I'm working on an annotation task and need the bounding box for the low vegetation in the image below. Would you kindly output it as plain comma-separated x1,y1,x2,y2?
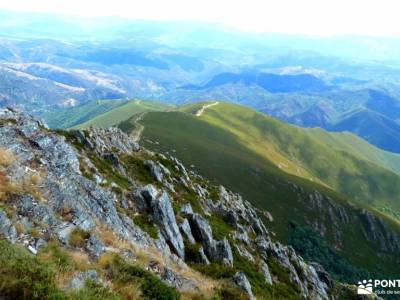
69,228,91,248
288,223,373,283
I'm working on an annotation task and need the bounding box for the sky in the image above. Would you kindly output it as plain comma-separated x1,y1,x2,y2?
0,0,399,37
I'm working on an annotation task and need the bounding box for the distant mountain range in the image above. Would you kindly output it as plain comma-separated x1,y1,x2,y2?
1,16,400,155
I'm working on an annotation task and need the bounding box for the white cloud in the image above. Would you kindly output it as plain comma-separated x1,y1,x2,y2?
0,0,399,37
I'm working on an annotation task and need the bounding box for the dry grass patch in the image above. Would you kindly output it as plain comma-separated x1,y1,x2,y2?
0,172,43,202
69,228,90,248
0,148,15,167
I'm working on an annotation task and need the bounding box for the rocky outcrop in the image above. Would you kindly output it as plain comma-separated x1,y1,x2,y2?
0,210,17,242
179,219,195,244
69,270,99,290
189,213,233,266
151,191,185,259
73,127,139,155
234,271,255,300
359,209,400,252
135,185,185,258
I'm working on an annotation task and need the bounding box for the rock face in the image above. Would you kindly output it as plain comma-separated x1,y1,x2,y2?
73,127,139,154
69,270,99,290
234,271,255,300
0,108,371,299
0,211,17,242
189,213,233,266
359,209,400,252
150,190,185,259
179,219,195,244
134,184,185,259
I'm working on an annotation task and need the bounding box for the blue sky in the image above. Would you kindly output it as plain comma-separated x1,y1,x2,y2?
0,0,399,37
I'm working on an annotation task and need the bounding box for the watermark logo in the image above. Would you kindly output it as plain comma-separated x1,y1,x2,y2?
357,279,400,296
357,279,373,295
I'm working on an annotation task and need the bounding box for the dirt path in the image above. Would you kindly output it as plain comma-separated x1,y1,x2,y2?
195,101,219,117
130,112,145,142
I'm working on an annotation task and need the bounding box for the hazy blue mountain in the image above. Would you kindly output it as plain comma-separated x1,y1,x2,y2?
184,72,331,93
330,109,400,153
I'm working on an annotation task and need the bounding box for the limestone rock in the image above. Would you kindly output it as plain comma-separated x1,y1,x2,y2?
233,271,255,300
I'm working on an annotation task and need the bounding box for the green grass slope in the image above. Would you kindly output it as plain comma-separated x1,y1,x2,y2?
177,102,400,215
137,103,400,277
42,99,129,129
71,100,170,129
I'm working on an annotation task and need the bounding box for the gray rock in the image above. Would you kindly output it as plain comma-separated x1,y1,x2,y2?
180,203,193,215
198,246,210,265
145,160,164,182
189,213,233,265
74,127,139,154
189,213,214,254
179,218,196,244
0,210,17,242
233,271,255,299
86,235,106,260
214,238,233,266
261,261,273,285
235,244,254,262
161,267,197,291
150,191,185,259
35,238,47,250
69,270,99,290
103,153,126,175
56,223,76,245
16,195,59,227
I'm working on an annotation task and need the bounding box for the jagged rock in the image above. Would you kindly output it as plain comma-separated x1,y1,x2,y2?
16,195,59,227
149,189,185,259
180,203,193,215
179,219,196,244
86,235,106,260
71,210,95,232
172,157,190,183
198,246,210,264
359,209,400,252
235,244,254,262
56,223,76,245
233,230,251,245
69,270,99,290
255,236,271,260
225,211,240,228
103,153,126,175
145,160,164,182
189,214,214,252
193,183,208,199
74,127,139,154
189,213,233,265
0,210,17,242
134,184,159,211
233,271,255,300
215,238,233,266
161,267,197,291
261,261,273,285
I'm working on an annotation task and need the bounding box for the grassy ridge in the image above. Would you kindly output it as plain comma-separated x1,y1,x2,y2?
139,105,400,277
179,102,400,214
71,100,170,129
42,99,129,129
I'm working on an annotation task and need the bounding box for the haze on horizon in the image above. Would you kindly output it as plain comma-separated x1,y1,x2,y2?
0,0,399,38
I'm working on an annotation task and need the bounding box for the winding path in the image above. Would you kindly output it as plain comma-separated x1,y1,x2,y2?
130,112,146,142
195,101,219,117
